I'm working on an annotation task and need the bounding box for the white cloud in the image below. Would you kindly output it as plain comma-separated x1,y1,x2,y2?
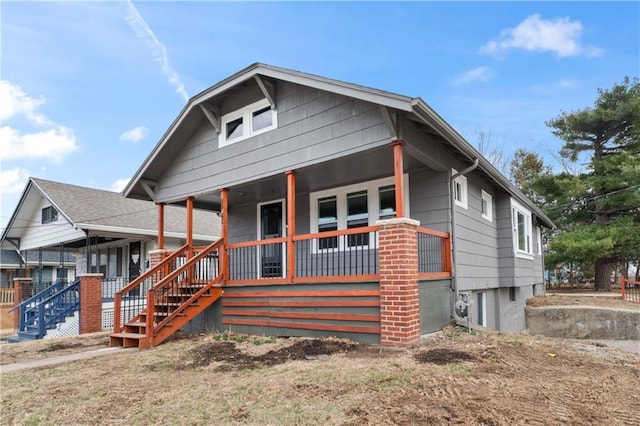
120,125,149,143
0,167,30,195
0,80,50,125
453,66,495,86
125,1,189,102
0,81,78,164
0,126,77,164
479,14,604,58
110,178,131,193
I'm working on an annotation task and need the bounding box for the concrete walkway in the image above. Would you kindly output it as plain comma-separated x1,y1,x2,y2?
1,347,137,374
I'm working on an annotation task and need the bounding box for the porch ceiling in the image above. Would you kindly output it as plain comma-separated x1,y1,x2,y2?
190,145,429,209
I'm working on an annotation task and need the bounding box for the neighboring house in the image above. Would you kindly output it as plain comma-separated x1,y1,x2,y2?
1,249,76,289
1,177,221,313
112,63,553,348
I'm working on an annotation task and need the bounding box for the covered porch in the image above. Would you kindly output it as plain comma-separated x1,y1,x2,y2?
131,140,453,346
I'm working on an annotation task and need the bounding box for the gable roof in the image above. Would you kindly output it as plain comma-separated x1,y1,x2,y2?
124,63,554,229
1,178,220,245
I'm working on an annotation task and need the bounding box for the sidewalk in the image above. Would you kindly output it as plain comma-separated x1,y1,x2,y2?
1,347,137,374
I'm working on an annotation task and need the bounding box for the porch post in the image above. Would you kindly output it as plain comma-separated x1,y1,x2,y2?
220,189,229,282
392,140,405,217
157,203,165,250
377,217,420,346
78,273,103,334
286,170,296,283
186,197,194,257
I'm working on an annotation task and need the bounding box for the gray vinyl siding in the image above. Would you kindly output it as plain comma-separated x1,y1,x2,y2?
20,198,86,251
155,82,391,203
409,170,450,233
454,171,500,291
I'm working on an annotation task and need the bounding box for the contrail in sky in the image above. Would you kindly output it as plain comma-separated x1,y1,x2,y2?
125,0,189,102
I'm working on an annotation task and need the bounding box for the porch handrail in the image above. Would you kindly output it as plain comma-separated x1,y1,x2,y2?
416,226,450,239
30,279,81,339
8,279,64,314
117,243,189,296
415,227,452,278
151,240,222,294
113,243,190,333
146,239,223,343
227,237,287,249
292,225,380,241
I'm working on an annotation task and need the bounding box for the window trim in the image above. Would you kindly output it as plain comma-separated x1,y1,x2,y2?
477,292,486,326
219,99,277,147
481,190,493,222
452,169,468,209
41,206,58,224
511,199,533,259
309,175,410,252
536,226,542,256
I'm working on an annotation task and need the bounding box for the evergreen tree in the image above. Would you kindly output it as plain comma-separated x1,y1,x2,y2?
546,77,640,291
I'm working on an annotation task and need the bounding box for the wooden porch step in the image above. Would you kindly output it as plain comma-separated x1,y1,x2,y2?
110,332,146,348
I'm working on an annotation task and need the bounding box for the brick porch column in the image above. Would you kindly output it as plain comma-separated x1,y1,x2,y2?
79,273,103,334
13,278,33,331
149,249,168,286
377,218,420,346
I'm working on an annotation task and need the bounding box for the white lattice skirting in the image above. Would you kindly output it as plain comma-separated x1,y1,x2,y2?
44,301,132,338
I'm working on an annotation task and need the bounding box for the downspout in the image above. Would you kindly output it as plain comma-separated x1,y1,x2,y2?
449,158,479,301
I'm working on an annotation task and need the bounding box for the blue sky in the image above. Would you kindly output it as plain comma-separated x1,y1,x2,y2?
1,1,638,229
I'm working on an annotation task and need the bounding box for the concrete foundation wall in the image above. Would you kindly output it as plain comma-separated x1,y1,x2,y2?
526,306,640,340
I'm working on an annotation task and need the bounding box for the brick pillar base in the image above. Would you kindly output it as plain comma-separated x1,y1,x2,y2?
13,278,33,331
377,218,421,346
79,274,103,334
149,249,168,286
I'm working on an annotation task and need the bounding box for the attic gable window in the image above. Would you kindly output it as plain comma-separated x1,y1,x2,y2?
219,99,277,147
41,206,58,224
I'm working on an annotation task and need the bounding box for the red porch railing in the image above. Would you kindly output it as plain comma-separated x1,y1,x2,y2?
417,227,452,279
292,226,380,283
621,277,640,303
225,225,451,285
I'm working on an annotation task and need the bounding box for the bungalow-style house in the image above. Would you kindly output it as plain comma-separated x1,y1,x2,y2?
1,177,220,338
111,63,554,348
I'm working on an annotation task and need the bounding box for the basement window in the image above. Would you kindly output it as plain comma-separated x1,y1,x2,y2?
219,99,277,147
41,206,58,224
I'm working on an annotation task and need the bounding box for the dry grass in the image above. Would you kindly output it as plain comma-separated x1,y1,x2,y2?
527,294,640,310
1,329,639,425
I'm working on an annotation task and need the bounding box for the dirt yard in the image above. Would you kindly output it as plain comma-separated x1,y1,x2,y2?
1,326,639,425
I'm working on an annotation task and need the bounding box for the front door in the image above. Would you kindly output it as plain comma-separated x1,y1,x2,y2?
128,241,141,282
259,201,284,278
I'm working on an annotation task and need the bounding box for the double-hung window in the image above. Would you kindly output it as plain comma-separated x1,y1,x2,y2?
41,206,58,224
219,99,277,147
310,175,408,251
452,170,468,209
511,199,533,258
481,190,492,221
